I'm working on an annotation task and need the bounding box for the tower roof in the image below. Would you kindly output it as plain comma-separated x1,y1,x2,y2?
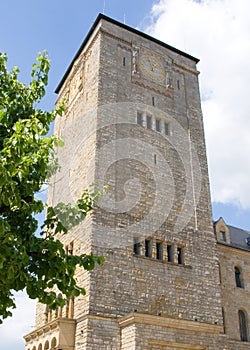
55,13,199,94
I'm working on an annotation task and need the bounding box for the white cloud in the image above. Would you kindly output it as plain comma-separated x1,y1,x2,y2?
0,292,36,350
145,0,250,208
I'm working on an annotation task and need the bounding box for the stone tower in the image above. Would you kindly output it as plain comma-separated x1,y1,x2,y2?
24,14,231,350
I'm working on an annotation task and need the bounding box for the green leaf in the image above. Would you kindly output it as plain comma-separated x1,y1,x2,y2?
0,52,104,324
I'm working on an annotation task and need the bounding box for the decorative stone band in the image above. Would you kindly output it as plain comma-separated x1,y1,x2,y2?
118,312,223,334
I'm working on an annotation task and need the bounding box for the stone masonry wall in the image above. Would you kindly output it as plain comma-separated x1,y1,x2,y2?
29,15,250,350
87,20,223,329
218,244,250,344
34,29,102,328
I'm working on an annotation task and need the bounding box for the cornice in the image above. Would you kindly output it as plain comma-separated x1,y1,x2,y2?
118,312,223,334
23,318,76,341
217,242,250,256
173,61,200,76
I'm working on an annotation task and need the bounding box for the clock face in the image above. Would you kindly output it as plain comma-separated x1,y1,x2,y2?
140,55,165,83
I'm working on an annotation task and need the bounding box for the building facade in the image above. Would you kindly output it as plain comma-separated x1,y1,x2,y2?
24,14,250,350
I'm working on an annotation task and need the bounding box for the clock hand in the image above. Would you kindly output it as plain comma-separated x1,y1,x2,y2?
151,63,157,72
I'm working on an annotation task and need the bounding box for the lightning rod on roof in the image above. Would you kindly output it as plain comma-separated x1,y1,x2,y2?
103,0,106,14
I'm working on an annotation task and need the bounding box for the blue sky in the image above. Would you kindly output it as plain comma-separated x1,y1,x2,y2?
1,0,153,108
0,0,249,349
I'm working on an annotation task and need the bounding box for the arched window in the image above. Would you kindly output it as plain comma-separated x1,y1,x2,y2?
58,293,63,317
44,305,49,323
38,344,42,350
32,347,36,350
235,266,244,288
44,340,49,350
239,310,249,341
69,296,74,318
51,337,57,349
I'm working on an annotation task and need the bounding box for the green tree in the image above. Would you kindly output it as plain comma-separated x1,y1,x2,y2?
0,52,104,323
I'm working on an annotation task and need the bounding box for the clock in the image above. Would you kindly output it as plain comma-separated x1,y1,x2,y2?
139,54,165,83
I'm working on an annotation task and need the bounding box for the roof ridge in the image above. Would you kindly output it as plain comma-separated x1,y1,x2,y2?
55,13,199,93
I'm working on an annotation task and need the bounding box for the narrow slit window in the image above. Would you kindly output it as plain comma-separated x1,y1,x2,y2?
152,96,155,106
154,154,157,164
235,267,243,288
156,242,163,260
137,112,143,126
44,306,49,323
177,247,184,264
133,238,141,255
65,299,70,318
164,122,169,135
145,239,152,258
167,244,173,262
222,308,226,334
177,80,180,89
146,115,152,129
48,309,52,322
220,230,226,242
239,310,249,341
58,293,63,317
123,57,126,66
156,119,161,132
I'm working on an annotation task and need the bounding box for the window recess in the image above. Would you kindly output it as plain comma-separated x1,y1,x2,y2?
156,241,163,260
134,238,141,255
145,239,152,258
146,115,152,129
137,112,143,126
